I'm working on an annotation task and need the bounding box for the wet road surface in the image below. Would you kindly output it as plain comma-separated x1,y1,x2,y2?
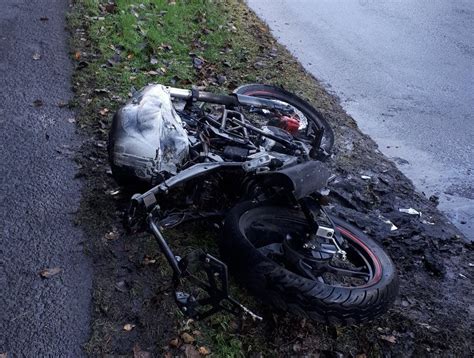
0,0,92,355
247,0,474,239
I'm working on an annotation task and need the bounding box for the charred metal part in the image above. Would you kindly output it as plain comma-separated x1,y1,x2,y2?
223,146,250,161
174,251,262,321
148,214,182,277
316,225,335,239
259,160,331,199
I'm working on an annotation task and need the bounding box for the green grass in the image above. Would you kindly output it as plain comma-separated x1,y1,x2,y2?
73,0,234,101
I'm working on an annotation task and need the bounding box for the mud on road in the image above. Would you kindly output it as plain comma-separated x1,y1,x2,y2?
69,1,473,357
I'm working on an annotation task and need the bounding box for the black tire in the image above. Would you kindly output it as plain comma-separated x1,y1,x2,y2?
220,200,398,324
234,84,334,154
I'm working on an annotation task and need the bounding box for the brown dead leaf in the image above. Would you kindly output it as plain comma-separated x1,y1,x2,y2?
133,343,151,358
380,334,397,344
160,43,172,51
143,255,157,265
104,2,117,14
74,51,81,60
181,332,195,344
169,337,180,348
123,323,136,331
99,108,109,116
198,346,210,356
104,228,119,241
356,354,367,358
183,344,199,358
39,267,62,278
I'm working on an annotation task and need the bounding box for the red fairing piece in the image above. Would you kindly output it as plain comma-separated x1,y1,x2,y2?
279,115,300,135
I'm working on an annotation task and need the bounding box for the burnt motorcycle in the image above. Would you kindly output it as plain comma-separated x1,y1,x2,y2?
108,83,398,324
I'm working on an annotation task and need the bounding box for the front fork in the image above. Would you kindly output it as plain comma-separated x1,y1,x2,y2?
298,196,347,260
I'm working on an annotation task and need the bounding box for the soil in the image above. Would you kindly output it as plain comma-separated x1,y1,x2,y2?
69,1,473,357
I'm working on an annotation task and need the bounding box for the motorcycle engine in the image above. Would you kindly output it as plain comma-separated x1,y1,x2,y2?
260,125,294,153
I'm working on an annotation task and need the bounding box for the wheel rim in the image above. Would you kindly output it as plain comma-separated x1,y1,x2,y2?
236,88,332,150
240,210,383,288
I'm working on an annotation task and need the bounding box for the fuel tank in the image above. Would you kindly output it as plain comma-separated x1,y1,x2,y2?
108,84,189,185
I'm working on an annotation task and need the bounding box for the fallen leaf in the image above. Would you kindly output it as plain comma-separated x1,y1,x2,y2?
133,343,150,358
67,118,76,124
99,108,109,116
107,53,121,66
104,228,119,241
380,335,397,344
39,267,62,278
169,337,180,348
198,346,210,356
143,256,157,265
150,57,158,65
58,101,68,107
192,57,204,70
104,2,117,14
356,354,367,358
123,323,136,331
115,280,128,293
181,332,195,344
160,43,172,51
183,344,199,358
74,51,81,60
32,53,41,60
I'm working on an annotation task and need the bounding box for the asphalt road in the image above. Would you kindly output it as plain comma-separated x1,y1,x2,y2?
247,0,474,239
0,1,92,356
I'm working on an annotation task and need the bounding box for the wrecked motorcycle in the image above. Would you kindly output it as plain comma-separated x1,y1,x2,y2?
108,84,398,324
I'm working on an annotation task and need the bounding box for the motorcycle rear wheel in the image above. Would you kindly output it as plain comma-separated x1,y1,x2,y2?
220,200,398,324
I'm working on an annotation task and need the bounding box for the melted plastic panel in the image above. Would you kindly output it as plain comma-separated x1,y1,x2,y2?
111,84,189,182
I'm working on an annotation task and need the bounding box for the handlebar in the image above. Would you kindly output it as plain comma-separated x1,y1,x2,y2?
167,86,292,112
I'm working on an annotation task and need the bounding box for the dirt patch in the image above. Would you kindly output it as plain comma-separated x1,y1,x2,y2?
68,0,473,357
